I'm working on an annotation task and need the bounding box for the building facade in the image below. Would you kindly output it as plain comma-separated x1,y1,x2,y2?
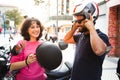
106,0,120,57
46,0,108,36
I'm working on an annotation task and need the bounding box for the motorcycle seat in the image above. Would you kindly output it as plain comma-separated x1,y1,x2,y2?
46,62,72,79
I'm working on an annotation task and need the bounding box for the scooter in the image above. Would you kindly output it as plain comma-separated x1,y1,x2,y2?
46,41,72,80
46,61,72,80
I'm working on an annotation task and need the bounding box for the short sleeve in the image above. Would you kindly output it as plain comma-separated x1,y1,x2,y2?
10,52,24,63
97,29,110,46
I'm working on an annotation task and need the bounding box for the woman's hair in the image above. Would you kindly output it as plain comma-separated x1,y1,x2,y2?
20,18,44,41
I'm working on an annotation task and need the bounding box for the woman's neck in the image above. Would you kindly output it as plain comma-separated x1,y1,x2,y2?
29,38,37,42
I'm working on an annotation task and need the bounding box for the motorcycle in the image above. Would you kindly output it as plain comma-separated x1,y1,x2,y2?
0,44,11,80
0,34,16,80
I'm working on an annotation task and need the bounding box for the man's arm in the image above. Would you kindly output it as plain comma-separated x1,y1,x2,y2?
64,23,78,44
84,15,107,56
90,28,107,56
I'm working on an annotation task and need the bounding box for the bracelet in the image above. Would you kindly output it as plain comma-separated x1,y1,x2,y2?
25,57,29,68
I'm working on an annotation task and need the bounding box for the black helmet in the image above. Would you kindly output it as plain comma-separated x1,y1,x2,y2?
36,42,62,70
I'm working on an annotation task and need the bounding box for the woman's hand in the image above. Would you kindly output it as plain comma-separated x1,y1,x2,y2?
20,40,26,49
15,40,26,53
26,54,37,65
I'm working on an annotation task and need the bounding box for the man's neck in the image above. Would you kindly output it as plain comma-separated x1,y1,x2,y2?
84,31,89,35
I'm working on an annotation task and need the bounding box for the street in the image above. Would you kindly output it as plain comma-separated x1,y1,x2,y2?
0,33,119,80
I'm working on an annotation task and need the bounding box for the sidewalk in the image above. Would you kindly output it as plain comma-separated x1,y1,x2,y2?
102,56,119,80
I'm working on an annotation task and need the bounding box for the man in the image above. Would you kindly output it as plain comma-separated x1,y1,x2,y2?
64,1,110,80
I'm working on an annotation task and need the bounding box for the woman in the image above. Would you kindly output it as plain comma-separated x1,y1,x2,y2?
10,18,47,80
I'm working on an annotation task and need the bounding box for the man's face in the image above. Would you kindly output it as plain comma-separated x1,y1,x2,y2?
73,15,88,32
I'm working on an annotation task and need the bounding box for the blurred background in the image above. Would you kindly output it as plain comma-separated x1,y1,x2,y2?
0,0,120,80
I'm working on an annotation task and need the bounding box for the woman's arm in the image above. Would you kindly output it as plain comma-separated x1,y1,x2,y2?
10,60,27,70
10,54,37,70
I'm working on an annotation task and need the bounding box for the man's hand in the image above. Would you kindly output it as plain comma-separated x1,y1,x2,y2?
83,14,95,31
71,21,79,30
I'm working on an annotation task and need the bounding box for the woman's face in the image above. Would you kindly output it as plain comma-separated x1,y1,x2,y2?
28,21,40,41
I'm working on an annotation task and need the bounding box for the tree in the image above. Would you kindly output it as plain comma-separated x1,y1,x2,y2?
5,9,24,28
34,0,44,6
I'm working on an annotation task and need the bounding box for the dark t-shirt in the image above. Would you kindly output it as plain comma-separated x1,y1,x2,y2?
71,29,110,80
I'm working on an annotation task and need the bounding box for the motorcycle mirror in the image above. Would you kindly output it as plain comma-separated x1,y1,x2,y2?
0,46,5,50
58,41,68,50
36,42,62,70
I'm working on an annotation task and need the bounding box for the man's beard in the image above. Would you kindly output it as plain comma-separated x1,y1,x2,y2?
80,27,88,33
